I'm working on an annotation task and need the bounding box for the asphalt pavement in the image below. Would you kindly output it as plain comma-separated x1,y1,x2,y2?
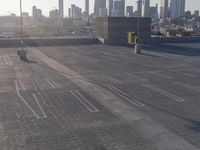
1,43,200,149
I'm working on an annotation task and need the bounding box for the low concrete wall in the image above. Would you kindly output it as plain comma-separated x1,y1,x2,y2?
0,38,99,47
98,38,128,46
159,37,200,43
98,37,200,46
98,38,158,46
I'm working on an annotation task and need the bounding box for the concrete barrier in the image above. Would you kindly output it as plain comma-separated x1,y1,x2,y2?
0,38,100,47
98,36,200,46
159,36,200,43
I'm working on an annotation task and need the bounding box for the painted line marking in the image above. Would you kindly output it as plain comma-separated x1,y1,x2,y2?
32,94,47,118
174,81,200,92
100,74,121,84
102,52,111,56
76,77,90,86
3,56,9,65
170,70,195,77
125,73,148,82
15,67,21,78
45,78,56,89
109,86,145,107
48,78,60,88
6,55,12,66
147,71,173,79
66,75,91,86
15,80,47,119
18,79,26,91
143,84,185,102
70,90,99,113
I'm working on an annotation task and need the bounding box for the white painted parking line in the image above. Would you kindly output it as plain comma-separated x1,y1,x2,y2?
18,79,26,91
48,78,60,88
32,94,47,118
170,70,195,77
68,76,90,86
109,87,145,107
100,74,121,84
174,81,200,92
6,55,12,66
15,67,21,78
3,56,9,65
76,77,90,86
143,84,185,102
125,73,148,82
45,78,56,89
70,90,99,113
102,52,111,56
15,80,47,119
147,71,173,79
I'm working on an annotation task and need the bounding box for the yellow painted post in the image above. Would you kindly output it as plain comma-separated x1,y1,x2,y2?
127,32,137,45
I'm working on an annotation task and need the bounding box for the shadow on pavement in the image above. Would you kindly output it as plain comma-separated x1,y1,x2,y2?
22,58,37,64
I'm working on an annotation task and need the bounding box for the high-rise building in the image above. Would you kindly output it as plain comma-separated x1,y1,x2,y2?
160,0,169,22
32,6,42,18
149,4,158,21
49,9,59,20
94,0,106,17
109,0,114,16
59,0,64,19
170,0,185,19
32,6,36,17
99,8,108,17
112,0,125,17
137,0,142,17
85,0,89,15
194,10,199,18
144,0,150,17
69,4,82,19
126,6,133,17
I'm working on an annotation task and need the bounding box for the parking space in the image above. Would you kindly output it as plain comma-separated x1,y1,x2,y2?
1,44,200,149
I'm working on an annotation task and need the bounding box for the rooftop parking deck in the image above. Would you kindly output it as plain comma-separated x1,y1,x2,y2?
1,43,200,150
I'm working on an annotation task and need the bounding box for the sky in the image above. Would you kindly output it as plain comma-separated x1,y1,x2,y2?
0,0,199,17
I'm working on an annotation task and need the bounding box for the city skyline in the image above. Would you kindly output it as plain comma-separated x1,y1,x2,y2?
0,0,199,16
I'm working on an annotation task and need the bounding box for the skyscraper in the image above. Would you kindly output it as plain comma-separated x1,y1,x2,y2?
144,0,150,17
112,0,125,17
137,0,142,17
59,0,64,19
32,6,42,18
170,0,185,19
85,0,89,15
121,0,125,17
109,0,114,16
69,4,82,19
126,6,134,17
160,0,169,22
94,0,106,17
149,4,158,21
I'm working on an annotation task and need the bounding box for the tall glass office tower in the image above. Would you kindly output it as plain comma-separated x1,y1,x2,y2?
170,0,186,19
94,0,106,16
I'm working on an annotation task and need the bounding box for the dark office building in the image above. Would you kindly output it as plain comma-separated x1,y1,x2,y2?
94,0,106,16
59,0,64,19
109,0,114,16
113,0,125,17
126,6,134,17
85,0,89,15
96,17,151,42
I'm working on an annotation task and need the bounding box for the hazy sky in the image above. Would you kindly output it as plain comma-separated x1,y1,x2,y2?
0,0,199,16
